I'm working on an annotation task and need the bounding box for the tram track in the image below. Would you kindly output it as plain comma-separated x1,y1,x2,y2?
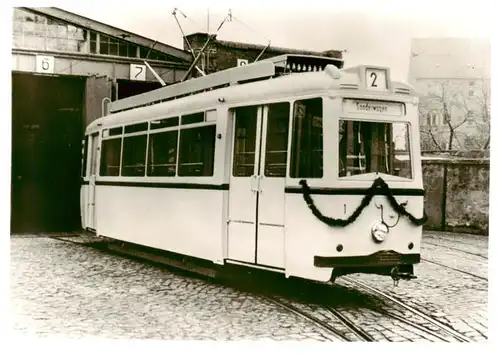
421,258,488,281
262,296,374,342
339,276,472,342
323,306,375,341
42,233,483,342
422,242,488,260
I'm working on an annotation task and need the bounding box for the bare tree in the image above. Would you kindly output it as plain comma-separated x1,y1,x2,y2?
419,78,490,152
474,78,491,149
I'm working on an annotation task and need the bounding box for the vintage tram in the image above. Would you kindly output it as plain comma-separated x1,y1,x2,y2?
80,54,426,283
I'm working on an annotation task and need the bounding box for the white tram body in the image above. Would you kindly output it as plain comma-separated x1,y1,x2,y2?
80,55,426,283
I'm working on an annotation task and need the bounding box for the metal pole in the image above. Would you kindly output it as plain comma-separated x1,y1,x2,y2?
101,97,111,117
143,61,166,86
181,34,216,82
255,41,271,62
181,10,231,82
172,8,206,77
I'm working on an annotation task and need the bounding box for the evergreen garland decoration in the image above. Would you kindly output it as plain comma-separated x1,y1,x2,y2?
298,177,428,227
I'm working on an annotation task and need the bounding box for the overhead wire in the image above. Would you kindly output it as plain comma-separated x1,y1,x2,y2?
53,10,273,87
231,15,272,44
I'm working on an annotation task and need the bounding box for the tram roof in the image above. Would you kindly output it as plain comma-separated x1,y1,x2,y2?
87,57,417,133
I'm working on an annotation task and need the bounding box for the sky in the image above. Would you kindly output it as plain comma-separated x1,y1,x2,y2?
55,0,494,82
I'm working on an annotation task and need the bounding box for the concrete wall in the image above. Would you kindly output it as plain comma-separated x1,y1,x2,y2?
12,50,187,83
85,75,112,127
422,157,490,235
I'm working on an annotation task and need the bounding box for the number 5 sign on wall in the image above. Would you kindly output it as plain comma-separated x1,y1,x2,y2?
35,55,55,74
130,64,146,81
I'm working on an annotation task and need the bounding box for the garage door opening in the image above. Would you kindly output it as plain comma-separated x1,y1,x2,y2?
115,79,162,100
11,72,86,233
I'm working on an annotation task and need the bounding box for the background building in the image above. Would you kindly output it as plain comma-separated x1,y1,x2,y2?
11,7,192,233
183,32,344,75
408,38,490,152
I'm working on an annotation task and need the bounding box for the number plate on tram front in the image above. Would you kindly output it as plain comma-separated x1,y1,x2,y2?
366,69,387,91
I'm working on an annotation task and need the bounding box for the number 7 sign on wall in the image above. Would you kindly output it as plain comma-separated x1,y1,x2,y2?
130,64,146,81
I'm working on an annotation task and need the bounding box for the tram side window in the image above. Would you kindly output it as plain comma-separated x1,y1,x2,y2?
233,106,259,177
290,98,323,178
100,138,122,176
148,130,178,177
121,135,147,176
81,135,88,177
178,125,216,176
264,103,290,177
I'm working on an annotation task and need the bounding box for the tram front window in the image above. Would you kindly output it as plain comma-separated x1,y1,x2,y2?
338,120,412,179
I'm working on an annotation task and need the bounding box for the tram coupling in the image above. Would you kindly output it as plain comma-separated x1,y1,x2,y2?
390,266,417,287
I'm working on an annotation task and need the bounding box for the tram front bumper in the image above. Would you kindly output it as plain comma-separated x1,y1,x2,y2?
314,250,420,268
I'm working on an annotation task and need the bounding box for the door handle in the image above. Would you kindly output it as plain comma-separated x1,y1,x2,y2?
250,175,258,193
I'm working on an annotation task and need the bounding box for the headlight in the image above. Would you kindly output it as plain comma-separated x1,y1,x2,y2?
372,221,389,243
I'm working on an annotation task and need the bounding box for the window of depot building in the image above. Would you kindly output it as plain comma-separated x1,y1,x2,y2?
12,8,88,53
139,47,170,61
91,32,138,58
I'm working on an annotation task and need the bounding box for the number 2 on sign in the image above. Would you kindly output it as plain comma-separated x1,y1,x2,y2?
370,72,377,87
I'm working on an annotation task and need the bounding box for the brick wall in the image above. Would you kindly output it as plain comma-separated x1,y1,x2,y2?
184,32,343,74
422,158,490,235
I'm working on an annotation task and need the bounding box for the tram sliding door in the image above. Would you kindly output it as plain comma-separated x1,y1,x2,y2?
87,132,99,230
227,103,289,269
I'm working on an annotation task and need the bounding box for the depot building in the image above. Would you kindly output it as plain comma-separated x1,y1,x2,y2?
11,7,193,233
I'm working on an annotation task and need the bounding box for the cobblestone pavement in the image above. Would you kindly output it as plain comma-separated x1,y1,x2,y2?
10,231,488,341
338,231,488,342
10,236,338,341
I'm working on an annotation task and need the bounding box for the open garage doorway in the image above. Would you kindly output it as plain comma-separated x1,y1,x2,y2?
11,72,85,233
115,79,162,100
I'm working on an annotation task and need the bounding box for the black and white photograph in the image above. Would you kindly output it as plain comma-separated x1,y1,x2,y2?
4,0,496,355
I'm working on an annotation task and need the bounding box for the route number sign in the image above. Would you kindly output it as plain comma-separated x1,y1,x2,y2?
365,69,387,91
36,55,55,74
130,64,146,81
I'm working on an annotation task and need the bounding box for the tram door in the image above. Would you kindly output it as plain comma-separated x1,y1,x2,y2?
87,132,99,230
227,103,290,269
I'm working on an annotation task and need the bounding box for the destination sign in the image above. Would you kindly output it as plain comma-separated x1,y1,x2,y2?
342,99,404,116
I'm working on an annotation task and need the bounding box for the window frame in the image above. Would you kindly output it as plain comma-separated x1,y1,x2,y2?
147,126,180,177
99,135,123,177
81,135,89,178
289,97,324,179
263,102,291,178
177,122,217,177
97,108,219,180
337,117,414,182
